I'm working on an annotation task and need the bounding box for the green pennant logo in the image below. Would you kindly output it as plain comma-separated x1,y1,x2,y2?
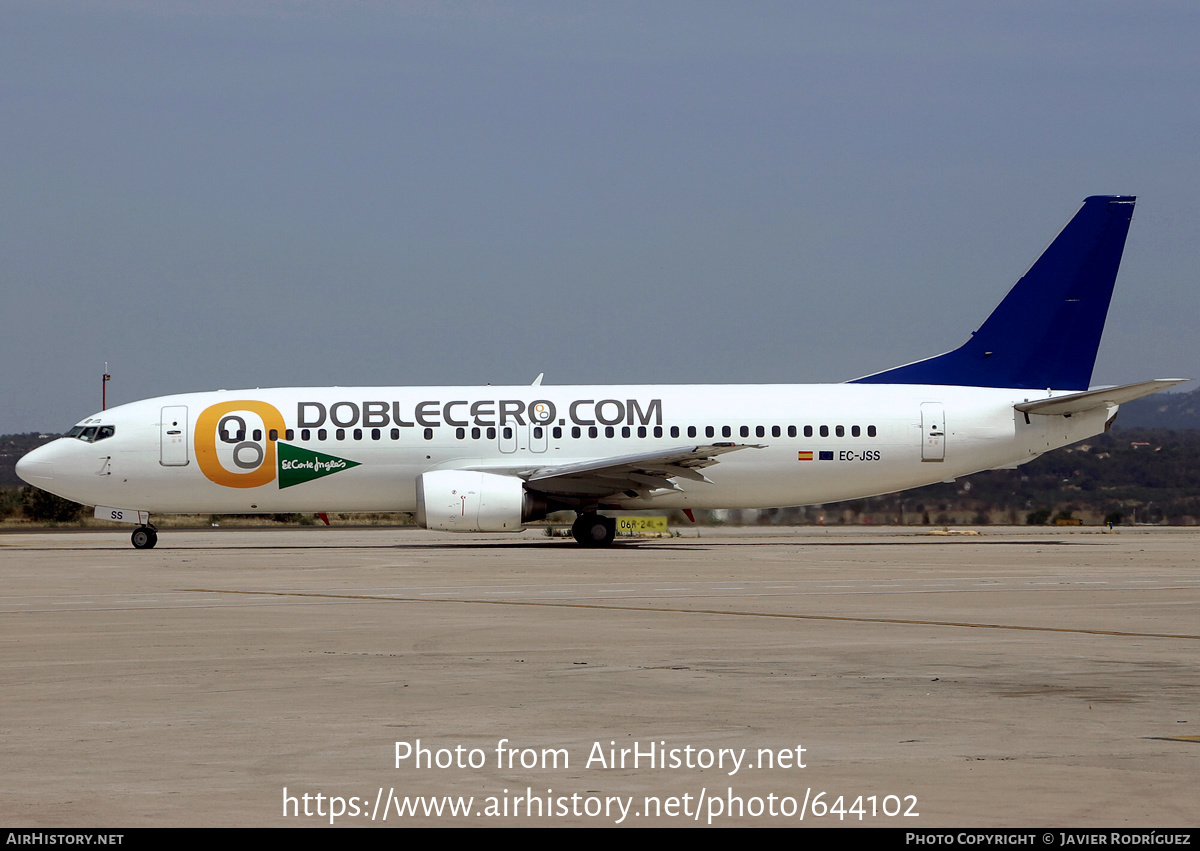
276,442,360,489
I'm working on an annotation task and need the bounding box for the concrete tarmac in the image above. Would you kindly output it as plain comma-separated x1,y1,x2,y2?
2,525,1198,827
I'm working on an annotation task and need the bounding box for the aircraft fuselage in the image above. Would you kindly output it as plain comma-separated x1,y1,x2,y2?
17,383,1107,516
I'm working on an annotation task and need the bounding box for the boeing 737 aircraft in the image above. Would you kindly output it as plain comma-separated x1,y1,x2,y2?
16,196,1185,548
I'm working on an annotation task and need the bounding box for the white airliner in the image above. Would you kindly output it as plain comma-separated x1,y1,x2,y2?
17,196,1185,548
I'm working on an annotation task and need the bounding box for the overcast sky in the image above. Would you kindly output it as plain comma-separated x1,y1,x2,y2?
3,1,1197,433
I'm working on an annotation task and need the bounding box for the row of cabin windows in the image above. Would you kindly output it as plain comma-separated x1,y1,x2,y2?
238,424,879,443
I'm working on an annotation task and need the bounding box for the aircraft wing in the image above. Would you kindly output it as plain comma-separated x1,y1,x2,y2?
471,443,764,500
1014,378,1188,416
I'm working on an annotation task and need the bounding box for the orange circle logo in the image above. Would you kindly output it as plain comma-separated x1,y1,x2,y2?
195,400,286,488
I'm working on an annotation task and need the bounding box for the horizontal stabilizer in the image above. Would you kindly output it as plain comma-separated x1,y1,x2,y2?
1015,379,1188,416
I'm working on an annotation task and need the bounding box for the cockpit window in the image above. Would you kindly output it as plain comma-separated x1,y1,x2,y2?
72,425,115,443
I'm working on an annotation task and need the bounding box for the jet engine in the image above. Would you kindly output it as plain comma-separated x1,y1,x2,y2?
415,470,546,532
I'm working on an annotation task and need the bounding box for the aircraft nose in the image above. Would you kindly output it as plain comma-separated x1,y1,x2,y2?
16,444,55,485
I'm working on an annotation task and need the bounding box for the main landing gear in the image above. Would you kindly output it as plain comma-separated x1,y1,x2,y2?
131,525,158,549
571,513,616,547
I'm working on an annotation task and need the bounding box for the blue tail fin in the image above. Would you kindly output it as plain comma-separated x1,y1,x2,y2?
851,195,1135,390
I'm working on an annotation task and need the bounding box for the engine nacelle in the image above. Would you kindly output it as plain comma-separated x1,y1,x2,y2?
416,470,539,532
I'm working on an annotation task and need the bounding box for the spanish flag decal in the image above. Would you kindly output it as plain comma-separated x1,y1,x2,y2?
797,450,813,461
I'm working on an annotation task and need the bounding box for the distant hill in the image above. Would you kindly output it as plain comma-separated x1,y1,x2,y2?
1113,386,1200,430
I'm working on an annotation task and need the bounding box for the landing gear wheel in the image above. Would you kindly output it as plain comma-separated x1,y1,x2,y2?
131,526,158,549
571,513,616,547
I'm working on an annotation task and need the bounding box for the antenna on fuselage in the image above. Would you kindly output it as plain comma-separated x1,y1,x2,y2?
102,363,111,410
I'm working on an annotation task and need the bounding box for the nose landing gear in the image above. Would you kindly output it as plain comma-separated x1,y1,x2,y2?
131,525,158,549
